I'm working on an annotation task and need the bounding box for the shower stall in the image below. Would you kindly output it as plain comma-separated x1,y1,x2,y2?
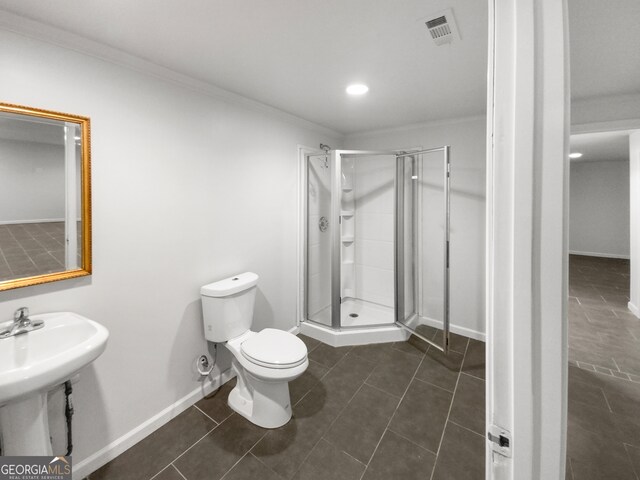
301,147,451,351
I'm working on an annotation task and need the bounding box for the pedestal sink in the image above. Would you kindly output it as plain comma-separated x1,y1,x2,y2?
0,312,109,455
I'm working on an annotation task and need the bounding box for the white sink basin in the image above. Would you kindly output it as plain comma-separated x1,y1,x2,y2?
0,312,109,406
0,311,109,455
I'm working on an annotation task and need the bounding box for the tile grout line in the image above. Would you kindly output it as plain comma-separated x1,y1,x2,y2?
428,340,469,480
622,444,640,480
286,347,394,478
148,464,177,480
249,452,287,480
385,427,438,456
358,350,428,480
459,370,483,381
6,226,38,272
220,428,271,479
218,453,249,480
599,386,614,413
289,353,373,480
293,346,354,406
169,463,188,480
252,345,358,479
363,378,406,399
572,353,639,383
611,357,622,373
448,419,484,439
411,375,457,394
192,404,221,426
0,239,12,276
341,446,369,468
164,420,221,467
28,227,63,268
290,388,364,478
568,257,638,479
567,457,574,480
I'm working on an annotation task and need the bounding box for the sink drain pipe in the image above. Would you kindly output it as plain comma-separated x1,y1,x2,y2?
64,380,74,456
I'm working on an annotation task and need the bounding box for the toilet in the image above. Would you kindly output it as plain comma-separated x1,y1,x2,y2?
200,272,308,428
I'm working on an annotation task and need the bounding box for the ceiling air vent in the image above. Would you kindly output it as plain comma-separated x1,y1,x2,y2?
424,9,459,46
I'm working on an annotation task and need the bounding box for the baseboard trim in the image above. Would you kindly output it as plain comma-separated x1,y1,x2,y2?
569,250,630,260
288,325,300,335
629,302,640,319
419,316,486,342
72,368,236,480
0,218,65,225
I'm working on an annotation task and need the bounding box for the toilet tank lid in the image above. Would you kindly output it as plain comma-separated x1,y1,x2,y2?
201,272,259,297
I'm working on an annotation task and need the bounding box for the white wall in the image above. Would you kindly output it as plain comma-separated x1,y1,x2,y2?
572,94,640,127
0,138,65,223
0,29,340,471
630,132,640,318
569,160,630,258
345,117,486,339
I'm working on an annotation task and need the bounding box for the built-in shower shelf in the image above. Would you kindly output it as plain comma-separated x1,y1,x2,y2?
341,236,354,243
341,210,354,217
342,260,355,265
342,186,353,192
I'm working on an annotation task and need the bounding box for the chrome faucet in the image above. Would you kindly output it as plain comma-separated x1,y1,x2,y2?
14,307,31,329
0,307,44,339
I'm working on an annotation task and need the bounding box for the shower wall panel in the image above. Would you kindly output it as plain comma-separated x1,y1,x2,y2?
353,155,395,307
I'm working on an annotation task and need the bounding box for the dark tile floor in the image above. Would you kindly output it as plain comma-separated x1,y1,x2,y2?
567,255,640,480
0,222,67,281
89,328,486,480
85,254,640,480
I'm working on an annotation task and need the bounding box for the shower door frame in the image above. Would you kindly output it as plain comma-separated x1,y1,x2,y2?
394,147,451,353
329,148,451,353
303,149,334,330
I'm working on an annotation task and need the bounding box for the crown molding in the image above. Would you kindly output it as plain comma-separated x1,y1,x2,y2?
345,113,486,140
0,9,343,140
571,118,640,135
572,92,640,105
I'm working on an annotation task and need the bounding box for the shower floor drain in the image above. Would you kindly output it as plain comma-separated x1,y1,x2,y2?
349,313,359,318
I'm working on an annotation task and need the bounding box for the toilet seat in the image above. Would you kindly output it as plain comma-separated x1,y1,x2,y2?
241,328,307,369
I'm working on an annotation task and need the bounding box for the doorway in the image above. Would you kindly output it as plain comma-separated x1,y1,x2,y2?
565,129,640,478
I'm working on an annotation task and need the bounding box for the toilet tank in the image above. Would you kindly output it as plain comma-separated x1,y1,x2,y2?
200,272,258,343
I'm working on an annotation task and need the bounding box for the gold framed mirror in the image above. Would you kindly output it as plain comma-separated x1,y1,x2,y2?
0,102,91,291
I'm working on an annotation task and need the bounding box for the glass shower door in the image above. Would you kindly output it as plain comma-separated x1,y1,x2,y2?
306,153,333,327
395,147,451,353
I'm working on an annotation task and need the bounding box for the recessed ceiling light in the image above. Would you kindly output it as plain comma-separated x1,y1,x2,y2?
346,84,369,96
569,152,583,159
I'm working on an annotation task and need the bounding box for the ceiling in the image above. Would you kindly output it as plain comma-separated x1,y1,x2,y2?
0,0,637,134
568,0,640,100
570,131,633,163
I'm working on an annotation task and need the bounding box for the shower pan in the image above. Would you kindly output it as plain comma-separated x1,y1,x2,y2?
301,147,451,351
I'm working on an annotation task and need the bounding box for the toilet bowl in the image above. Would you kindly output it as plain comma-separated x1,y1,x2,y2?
225,329,308,428
201,272,308,428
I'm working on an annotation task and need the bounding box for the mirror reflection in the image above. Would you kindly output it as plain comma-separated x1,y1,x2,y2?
0,103,91,290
